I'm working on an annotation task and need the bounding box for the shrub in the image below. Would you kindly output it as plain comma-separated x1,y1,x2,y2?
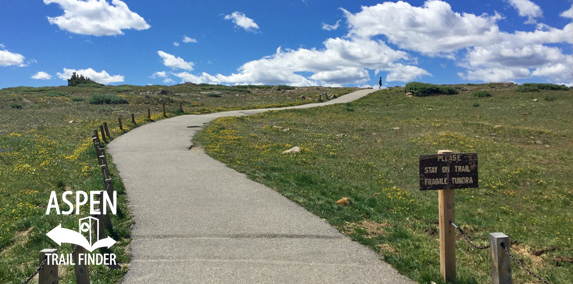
544,95,555,102
473,90,492,97
68,72,100,87
71,97,84,102
45,91,68,97
88,93,128,105
10,103,22,109
207,93,222,97
345,103,355,112
524,83,568,91
515,85,540,92
404,82,459,97
277,85,295,91
200,84,251,93
472,102,480,107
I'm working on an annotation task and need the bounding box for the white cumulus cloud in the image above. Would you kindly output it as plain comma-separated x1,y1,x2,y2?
343,1,504,56
163,78,174,84
0,49,25,67
172,37,421,86
506,0,543,23
183,36,197,43
322,20,341,31
158,51,194,71
44,0,150,36
57,68,124,84
173,42,179,47
171,1,571,86
561,5,573,18
32,71,52,80
224,12,260,32
460,67,531,82
151,71,167,78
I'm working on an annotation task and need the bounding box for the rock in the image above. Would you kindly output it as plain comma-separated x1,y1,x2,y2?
68,120,74,124
336,134,344,138
406,94,414,98
393,127,400,130
282,146,301,154
494,125,502,128
335,197,350,206
533,99,538,102
160,89,170,95
300,95,306,100
272,126,284,129
535,140,543,145
282,128,290,132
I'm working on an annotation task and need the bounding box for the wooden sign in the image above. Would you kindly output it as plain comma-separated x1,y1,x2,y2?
419,152,478,191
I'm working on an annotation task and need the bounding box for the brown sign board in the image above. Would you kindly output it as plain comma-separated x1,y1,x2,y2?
419,152,478,190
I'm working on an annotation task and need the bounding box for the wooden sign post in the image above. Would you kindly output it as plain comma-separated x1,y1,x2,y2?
419,150,478,283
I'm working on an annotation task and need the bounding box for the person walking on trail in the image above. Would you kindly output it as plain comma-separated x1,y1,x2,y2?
378,77,382,89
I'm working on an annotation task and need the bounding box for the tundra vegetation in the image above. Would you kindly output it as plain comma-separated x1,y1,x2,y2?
0,82,351,283
196,83,573,284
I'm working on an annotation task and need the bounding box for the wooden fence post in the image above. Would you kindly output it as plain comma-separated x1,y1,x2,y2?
118,116,123,131
99,125,106,143
39,249,58,284
93,129,100,145
131,114,135,124
97,192,113,230
103,122,110,139
162,103,166,117
490,232,512,284
73,245,90,284
179,101,183,112
148,108,151,119
438,149,456,283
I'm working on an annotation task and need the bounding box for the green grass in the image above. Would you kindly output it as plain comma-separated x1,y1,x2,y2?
0,83,353,284
195,84,573,284
473,90,492,97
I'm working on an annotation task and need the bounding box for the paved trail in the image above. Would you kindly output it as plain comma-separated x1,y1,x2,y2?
108,89,413,283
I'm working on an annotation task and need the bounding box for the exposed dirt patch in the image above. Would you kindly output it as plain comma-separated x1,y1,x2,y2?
377,243,397,254
425,228,437,236
13,226,34,241
554,256,573,264
513,244,544,268
532,246,558,256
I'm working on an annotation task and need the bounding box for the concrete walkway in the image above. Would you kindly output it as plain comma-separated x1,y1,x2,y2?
108,89,414,283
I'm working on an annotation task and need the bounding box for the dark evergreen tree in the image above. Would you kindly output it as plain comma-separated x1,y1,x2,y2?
67,72,99,86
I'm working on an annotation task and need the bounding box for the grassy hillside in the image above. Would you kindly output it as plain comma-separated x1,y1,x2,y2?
0,83,352,284
195,83,573,284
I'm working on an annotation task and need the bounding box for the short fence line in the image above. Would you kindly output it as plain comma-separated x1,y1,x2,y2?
451,222,554,284
450,221,490,250
22,123,127,284
20,257,48,284
21,104,186,283
502,243,553,284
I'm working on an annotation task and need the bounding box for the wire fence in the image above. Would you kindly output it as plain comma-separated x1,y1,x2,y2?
451,222,554,284
18,124,121,284
20,257,48,284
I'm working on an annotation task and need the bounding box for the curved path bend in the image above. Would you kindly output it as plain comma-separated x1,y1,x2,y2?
108,89,413,283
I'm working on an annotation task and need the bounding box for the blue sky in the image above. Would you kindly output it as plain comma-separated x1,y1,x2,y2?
0,0,571,88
